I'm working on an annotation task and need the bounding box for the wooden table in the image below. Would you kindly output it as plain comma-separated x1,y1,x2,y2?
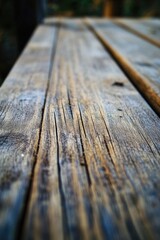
0,18,160,240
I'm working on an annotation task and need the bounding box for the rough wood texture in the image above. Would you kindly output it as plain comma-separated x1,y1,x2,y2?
115,19,160,48
21,20,160,240
0,24,57,239
86,18,160,116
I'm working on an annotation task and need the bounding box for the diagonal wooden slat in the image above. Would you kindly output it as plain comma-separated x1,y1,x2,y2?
0,23,58,239
22,19,160,240
86,18,160,116
115,19,160,48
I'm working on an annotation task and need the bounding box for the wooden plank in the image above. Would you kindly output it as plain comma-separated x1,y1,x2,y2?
115,19,160,48
0,23,58,239
22,19,160,240
86,18,160,116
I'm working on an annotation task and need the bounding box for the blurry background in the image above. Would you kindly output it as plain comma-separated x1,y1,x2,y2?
0,0,160,85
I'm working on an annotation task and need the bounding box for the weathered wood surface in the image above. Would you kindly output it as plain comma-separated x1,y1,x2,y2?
22,20,160,239
115,19,160,48
86,18,160,116
0,24,57,239
0,18,160,240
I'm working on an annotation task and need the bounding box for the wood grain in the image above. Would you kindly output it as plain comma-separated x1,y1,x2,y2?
0,23,57,239
22,19,160,240
86,18,160,116
115,19,160,48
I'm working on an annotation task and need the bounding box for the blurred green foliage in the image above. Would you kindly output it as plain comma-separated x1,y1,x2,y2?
48,0,103,16
47,0,160,17
123,0,160,17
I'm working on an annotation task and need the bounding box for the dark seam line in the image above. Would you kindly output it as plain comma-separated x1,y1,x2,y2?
54,112,70,237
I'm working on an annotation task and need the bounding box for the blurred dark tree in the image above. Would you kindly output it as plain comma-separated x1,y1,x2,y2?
0,0,46,85
103,0,124,16
14,0,47,51
0,0,18,85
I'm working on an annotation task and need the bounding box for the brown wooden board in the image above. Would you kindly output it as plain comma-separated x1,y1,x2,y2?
0,23,58,239
115,19,160,48
21,19,160,240
86,18,160,116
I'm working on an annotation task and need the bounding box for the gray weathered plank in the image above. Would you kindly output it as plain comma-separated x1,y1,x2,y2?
115,19,160,48
0,23,57,239
22,19,160,240
86,18,160,116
